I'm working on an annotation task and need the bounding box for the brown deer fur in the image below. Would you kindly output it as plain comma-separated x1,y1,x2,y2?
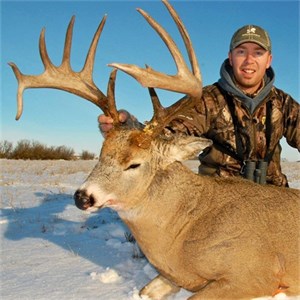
75,129,300,299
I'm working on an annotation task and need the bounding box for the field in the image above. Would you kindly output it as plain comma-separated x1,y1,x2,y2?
1,159,299,300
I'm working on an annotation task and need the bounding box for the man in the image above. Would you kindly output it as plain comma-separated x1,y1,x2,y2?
99,25,299,187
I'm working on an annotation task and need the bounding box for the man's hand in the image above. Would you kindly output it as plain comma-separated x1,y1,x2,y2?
98,110,141,136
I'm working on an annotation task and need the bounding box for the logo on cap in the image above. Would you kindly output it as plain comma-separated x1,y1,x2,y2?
247,27,256,34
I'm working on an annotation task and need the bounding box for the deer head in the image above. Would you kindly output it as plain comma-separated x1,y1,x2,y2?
74,131,211,212
9,0,210,212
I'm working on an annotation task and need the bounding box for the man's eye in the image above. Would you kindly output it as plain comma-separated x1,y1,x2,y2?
236,49,245,55
255,51,264,57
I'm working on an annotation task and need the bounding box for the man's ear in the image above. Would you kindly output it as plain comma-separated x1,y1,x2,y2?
228,51,233,66
266,53,273,69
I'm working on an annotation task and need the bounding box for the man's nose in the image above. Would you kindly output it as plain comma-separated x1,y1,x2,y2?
244,53,255,63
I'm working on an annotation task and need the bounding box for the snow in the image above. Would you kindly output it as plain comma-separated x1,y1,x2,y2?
1,159,299,300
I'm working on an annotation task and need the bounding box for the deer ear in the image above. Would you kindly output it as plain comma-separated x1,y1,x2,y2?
169,136,213,161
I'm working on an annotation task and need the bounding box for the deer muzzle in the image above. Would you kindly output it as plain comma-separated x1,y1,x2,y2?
74,189,95,210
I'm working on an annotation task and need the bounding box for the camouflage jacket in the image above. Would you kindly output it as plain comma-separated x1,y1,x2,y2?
166,81,299,187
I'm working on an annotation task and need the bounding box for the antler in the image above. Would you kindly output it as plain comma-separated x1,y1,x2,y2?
9,15,119,122
109,0,202,137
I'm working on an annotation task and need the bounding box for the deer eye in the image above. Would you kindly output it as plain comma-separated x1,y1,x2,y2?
125,163,141,171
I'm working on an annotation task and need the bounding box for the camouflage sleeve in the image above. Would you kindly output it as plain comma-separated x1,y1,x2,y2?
163,89,217,137
283,92,300,151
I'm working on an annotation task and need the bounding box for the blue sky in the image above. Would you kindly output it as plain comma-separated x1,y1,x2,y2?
1,0,299,160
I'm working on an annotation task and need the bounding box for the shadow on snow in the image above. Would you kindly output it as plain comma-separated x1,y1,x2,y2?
2,191,142,269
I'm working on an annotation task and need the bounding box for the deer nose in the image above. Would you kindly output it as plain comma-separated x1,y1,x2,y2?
74,189,95,210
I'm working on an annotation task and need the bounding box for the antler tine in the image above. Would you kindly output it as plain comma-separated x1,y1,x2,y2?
146,87,193,138
39,27,53,71
106,68,119,122
162,0,201,82
82,14,119,122
9,15,119,121
8,62,26,120
60,16,74,70
109,0,202,98
82,15,105,81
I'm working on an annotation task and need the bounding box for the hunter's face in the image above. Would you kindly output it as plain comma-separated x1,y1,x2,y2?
229,42,272,94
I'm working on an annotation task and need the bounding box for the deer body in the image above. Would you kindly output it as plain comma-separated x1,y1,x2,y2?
75,129,300,299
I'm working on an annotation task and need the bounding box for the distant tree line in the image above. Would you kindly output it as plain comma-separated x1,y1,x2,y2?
0,140,96,160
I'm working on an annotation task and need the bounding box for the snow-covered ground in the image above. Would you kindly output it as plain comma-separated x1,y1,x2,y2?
1,159,299,300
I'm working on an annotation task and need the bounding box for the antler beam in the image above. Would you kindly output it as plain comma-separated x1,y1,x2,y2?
9,15,119,121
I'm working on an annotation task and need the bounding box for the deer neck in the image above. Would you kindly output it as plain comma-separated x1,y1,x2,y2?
118,161,212,257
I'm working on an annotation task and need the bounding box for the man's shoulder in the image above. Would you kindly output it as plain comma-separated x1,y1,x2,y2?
202,83,226,102
271,86,291,98
269,86,299,108
196,83,227,111
203,82,220,93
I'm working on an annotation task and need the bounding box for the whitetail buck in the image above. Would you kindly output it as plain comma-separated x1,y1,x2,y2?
9,0,300,299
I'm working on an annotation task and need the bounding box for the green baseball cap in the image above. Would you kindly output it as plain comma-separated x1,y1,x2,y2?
230,25,272,52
